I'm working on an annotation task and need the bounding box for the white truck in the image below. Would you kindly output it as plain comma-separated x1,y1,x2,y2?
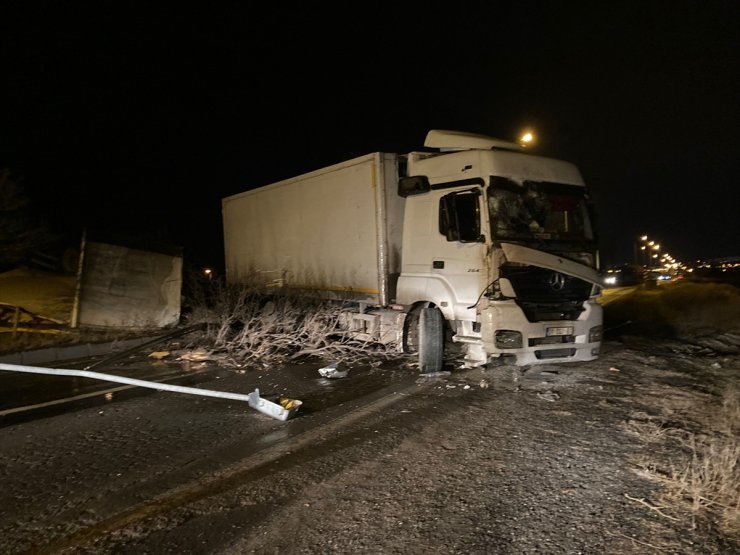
222,130,603,372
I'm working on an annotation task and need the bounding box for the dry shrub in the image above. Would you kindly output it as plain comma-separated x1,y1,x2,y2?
604,281,740,337
630,384,740,538
622,412,674,443
665,432,740,535
185,277,400,366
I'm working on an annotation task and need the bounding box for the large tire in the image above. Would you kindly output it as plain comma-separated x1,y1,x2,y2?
418,307,444,374
403,309,421,354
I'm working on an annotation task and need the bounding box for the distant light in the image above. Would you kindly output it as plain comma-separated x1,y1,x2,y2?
604,276,617,285
640,235,648,241
519,131,535,146
203,267,213,279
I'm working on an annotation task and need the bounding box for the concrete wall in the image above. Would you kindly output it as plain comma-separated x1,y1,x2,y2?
76,241,182,329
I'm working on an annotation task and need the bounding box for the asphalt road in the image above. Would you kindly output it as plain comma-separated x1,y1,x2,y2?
0,349,427,553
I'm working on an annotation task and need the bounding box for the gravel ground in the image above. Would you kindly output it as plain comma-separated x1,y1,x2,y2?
216,338,740,555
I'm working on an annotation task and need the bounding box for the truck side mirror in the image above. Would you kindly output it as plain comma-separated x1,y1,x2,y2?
398,176,430,197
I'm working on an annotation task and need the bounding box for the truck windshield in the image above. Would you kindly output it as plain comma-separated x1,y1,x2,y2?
487,178,594,243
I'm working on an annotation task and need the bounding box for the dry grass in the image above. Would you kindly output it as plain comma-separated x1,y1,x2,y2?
660,282,740,336
613,281,740,539
604,281,740,337
184,276,402,367
622,412,676,443
666,431,740,534
627,384,740,538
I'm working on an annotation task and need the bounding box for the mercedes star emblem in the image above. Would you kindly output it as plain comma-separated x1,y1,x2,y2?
548,272,566,291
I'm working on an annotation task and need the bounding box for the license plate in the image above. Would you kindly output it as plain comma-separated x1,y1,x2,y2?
546,326,573,337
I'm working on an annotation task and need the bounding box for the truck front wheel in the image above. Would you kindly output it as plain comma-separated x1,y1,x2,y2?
404,306,444,374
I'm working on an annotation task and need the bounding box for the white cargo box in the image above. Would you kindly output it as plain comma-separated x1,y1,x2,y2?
222,152,404,306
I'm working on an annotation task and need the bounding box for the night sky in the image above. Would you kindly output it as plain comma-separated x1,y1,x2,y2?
2,2,738,271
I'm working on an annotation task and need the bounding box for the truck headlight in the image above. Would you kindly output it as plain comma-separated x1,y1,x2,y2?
495,330,523,349
589,325,603,342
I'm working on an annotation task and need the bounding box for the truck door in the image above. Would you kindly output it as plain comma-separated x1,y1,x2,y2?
398,187,488,321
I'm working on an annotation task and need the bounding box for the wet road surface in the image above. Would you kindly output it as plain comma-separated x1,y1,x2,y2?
0,348,418,427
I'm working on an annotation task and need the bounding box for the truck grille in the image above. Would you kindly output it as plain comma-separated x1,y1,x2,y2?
503,265,592,323
535,348,577,360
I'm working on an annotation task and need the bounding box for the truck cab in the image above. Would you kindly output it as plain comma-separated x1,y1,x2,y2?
395,130,603,368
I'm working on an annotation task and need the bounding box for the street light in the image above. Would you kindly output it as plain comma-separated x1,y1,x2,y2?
519,130,535,147
635,234,652,267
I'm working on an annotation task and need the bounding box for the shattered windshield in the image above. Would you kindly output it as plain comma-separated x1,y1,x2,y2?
487,178,594,242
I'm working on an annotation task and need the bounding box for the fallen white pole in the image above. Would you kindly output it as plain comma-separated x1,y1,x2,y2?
0,362,301,421
1,362,254,401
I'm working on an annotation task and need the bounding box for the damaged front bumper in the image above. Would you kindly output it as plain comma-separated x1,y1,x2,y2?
477,299,603,366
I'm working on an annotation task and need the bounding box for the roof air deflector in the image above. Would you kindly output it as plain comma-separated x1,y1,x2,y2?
424,129,524,152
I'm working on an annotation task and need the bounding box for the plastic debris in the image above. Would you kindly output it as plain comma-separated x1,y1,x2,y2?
537,391,560,402
177,349,213,362
318,362,349,379
279,397,301,410
247,389,302,421
418,371,451,379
